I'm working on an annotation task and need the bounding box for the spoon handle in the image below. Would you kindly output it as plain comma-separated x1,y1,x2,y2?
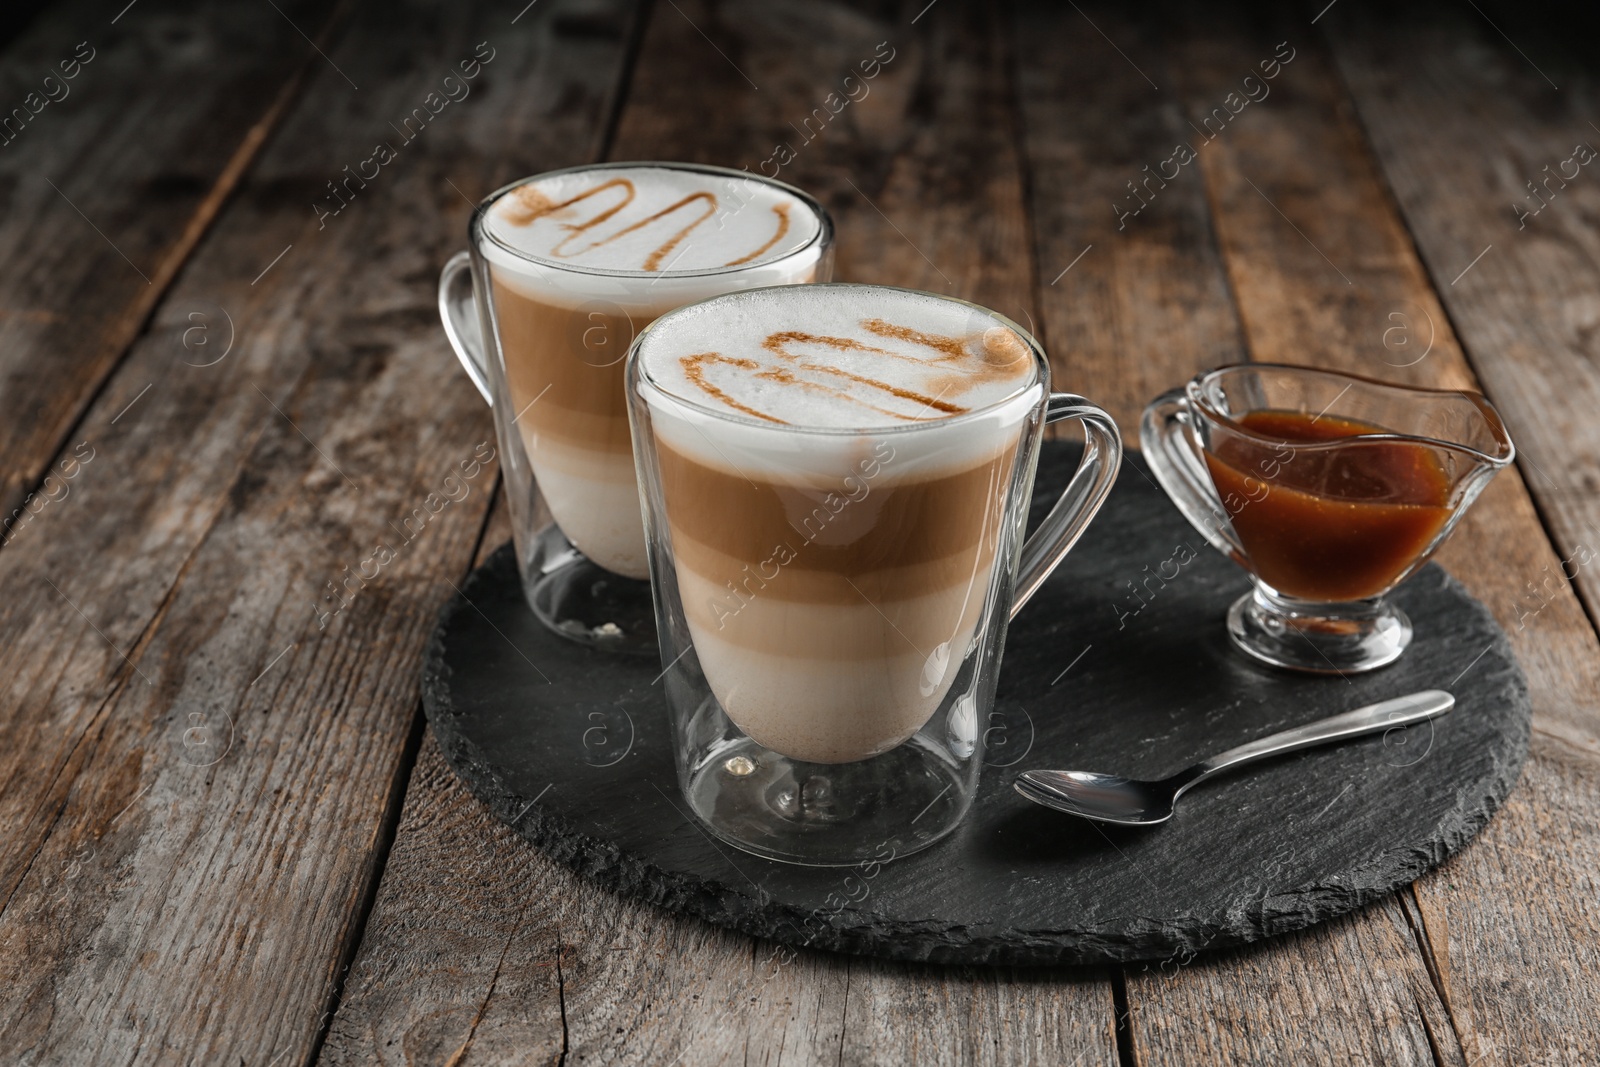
1178,690,1455,795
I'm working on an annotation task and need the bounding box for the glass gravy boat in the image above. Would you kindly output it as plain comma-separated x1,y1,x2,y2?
1141,364,1514,673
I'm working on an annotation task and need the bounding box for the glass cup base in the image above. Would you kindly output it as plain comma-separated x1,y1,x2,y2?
1226,587,1411,675
521,527,657,655
684,724,968,867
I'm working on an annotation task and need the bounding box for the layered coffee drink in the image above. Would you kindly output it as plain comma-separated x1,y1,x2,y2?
479,165,829,579
633,286,1041,763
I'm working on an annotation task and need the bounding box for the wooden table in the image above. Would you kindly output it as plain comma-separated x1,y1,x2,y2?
2,0,1595,1062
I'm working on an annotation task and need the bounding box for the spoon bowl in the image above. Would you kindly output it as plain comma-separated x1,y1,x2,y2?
1015,770,1187,825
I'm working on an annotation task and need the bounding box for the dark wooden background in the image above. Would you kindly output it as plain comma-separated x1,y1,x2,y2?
1,0,1596,1063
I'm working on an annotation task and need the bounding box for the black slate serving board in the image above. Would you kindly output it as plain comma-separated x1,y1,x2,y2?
421,444,1529,966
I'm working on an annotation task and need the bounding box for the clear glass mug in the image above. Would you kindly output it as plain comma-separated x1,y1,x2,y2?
438,162,833,653
1141,364,1514,673
626,283,1123,866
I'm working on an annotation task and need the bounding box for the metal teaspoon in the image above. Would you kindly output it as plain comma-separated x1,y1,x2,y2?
1013,690,1455,826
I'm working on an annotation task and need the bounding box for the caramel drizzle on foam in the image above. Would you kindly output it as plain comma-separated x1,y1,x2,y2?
678,318,1030,425
501,177,792,271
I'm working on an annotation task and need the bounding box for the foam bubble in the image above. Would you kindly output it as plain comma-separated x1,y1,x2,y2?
636,285,1038,429
485,165,820,274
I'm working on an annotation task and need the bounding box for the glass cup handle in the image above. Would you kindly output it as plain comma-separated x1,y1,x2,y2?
438,250,494,406
1139,387,1246,563
1012,394,1124,618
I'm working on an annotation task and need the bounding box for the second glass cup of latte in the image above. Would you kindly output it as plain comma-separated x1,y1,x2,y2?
439,163,832,652
627,283,1123,865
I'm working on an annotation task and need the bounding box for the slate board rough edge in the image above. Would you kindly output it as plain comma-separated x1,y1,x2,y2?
420,455,1531,967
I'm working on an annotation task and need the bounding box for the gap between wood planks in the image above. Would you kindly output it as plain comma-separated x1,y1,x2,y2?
1313,15,1600,653
302,2,655,1060
0,0,362,539
1399,884,1462,1064
1001,6,1135,1060
1016,1,1499,1059
999,0,1048,357
0,0,364,940
1313,11,1600,1063
1110,967,1137,1067
0,1,528,1059
302,707,428,1067
0,407,266,925
297,0,1548,1062
1300,27,1474,1064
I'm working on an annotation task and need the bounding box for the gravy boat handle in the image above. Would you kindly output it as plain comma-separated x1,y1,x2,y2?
1140,386,1248,564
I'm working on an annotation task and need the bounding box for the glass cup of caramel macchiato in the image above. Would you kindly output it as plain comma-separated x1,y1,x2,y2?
627,283,1123,865
439,163,833,652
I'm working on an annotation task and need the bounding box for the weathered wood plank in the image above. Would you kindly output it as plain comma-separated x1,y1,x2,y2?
1081,5,1600,1063
0,0,345,524
838,959,1115,1066
1321,7,1600,1062
602,0,1033,311
1011,3,1243,432
324,491,865,1067
321,1,1119,1064
0,1,639,1063
1008,3,1591,1063
316,736,568,1065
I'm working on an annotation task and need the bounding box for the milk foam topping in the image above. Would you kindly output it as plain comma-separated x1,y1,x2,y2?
634,285,1044,482
637,285,1037,428
485,165,820,274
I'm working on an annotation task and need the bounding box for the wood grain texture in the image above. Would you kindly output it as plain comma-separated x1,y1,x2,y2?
329,729,1116,1067
322,0,1118,1063
1322,5,1600,633
1124,909,1462,1067
1321,6,1600,1063
1100,5,1600,1063
0,0,639,1063
837,960,1115,1066
325,493,865,1067
0,0,344,523
1008,3,1581,1063
316,736,567,1067
607,0,1032,311
5,1,1591,1063
1010,3,1244,433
